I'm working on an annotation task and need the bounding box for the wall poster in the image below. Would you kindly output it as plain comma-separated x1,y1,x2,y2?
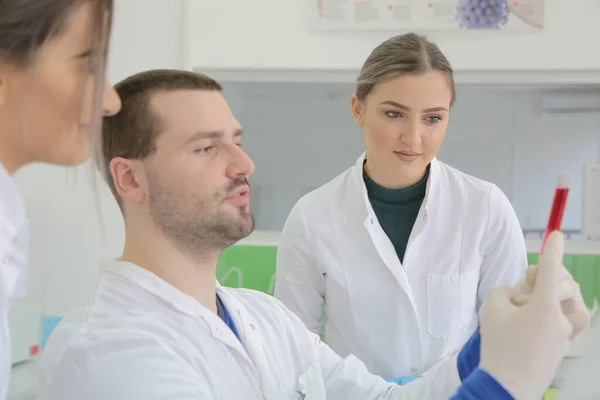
307,0,545,31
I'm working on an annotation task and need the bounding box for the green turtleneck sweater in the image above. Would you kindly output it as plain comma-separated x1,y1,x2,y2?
363,166,429,263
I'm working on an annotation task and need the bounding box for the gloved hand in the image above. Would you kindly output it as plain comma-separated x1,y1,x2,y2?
479,231,574,400
512,263,589,339
384,376,419,386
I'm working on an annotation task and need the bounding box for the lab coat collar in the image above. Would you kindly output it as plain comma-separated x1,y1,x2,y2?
99,260,261,372
98,259,260,338
215,286,261,348
100,259,272,391
99,259,220,318
216,287,279,398
352,152,441,220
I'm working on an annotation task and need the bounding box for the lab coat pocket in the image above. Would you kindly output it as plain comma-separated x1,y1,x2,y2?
296,363,326,400
427,270,479,338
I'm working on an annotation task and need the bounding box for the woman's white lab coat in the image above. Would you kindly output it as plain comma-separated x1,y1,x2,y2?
275,153,527,378
39,260,462,400
0,164,28,400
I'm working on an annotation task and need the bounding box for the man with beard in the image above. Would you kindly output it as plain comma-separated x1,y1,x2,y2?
37,69,588,400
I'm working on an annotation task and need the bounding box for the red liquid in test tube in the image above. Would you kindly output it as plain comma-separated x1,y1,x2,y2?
541,173,572,254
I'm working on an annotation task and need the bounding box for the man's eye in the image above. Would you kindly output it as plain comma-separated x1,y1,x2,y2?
195,146,215,154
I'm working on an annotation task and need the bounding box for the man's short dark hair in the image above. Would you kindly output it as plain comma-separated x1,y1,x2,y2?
101,69,222,209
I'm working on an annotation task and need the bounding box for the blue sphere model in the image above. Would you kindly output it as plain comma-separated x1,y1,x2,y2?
456,0,510,29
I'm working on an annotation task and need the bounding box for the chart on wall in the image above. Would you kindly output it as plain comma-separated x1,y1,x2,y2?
307,0,545,31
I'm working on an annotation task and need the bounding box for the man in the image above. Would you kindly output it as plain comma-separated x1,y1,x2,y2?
38,69,588,400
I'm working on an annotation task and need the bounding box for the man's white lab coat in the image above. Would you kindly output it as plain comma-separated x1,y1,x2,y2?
275,153,527,378
38,259,462,400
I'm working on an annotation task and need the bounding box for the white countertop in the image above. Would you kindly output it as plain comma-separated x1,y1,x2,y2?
7,359,38,400
236,230,600,255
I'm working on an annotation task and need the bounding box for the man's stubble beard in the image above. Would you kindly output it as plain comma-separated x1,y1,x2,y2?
147,178,255,258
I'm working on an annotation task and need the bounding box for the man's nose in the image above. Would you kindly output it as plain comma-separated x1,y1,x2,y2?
226,144,255,178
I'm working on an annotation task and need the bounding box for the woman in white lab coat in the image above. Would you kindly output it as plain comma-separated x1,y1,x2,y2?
275,32,528,381
0,1,120,398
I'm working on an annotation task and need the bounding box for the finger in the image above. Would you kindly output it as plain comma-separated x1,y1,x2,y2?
504,286,518,299
561,289,590,338
565,309,591,339
531,231,564,303
559,280,577,302
512,265,536,296
513,279,576,306
526,265,537,287
514,272,578,306
511,292,529,306
524,264,572,291
561,288,584,314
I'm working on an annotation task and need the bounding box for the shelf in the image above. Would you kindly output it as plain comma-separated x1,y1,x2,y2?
192,67,600,86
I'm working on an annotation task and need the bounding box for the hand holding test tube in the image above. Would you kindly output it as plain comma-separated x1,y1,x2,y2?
513,172,588,335
514,173,578,304
541,173,572,253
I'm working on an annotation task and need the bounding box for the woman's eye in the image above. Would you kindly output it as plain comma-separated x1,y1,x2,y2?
85,53,102,74
386,111,402,119
426,115,442,124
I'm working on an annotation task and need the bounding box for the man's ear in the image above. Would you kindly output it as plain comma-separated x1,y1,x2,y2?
350,94,364,127
109,157,147,206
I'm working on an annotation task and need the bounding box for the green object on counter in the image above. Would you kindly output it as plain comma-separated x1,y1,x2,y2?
542,388,559,399
528,253,600,309
216,245,277,294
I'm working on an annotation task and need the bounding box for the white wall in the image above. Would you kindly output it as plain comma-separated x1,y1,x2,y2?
184,0,600,80
224,82,600,232
107,0,184,82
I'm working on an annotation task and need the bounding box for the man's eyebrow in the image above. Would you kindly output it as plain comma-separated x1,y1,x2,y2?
185,128,244,144
186,131,223,143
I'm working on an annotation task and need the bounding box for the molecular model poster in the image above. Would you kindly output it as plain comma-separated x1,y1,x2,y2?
307,0,545,31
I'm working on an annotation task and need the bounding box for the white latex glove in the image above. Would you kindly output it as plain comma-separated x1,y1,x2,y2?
513,263,590,339
479,231,573,400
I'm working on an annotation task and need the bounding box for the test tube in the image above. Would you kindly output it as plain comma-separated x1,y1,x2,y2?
541,173,572,254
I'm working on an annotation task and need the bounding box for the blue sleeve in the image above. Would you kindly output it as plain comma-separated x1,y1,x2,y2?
450,368,514,400
457,329,481,381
